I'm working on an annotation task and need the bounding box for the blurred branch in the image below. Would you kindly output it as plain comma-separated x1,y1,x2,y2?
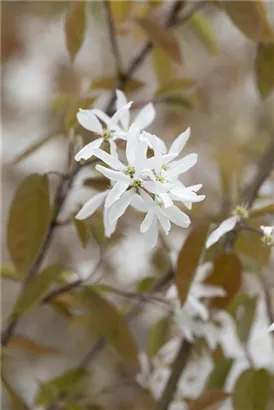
104,0,124,79
157,340,192,410
104,0,204,114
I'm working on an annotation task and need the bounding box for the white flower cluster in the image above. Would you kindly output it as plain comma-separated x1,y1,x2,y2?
75,90,205,247
166,262,225,349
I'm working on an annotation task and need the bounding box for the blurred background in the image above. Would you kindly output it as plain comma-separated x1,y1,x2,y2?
1,1,274,409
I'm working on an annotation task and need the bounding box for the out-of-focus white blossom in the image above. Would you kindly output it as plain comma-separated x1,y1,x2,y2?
75,90,205,247
167,263,225,348
206,205,249,249
260,225,274,247
267,322,274,332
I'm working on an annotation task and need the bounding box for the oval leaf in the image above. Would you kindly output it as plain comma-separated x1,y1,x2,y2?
65,1,86,61
205,253,242,309
136,17,182,63
232,368,271,410
205,357,234,389
12,265,66,316
74,218,90,248
83,177,110,191
190,11,218,54
189,389,229,410
152,46,173,86
175,224,209,306
148,315,169,357
155,78,196,96
109,0,131,24
229,294,257,344
81,287,139,364
223,1,274,42
7,174,51,274
1,264,22,281
255,41,274,100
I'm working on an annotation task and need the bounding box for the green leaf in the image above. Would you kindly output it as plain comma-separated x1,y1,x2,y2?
35,368,88,406
65,1,86,61
255,41,274,100
136,17,182,63
205,358,234,389
9,334,60,355
189,11,218,54
12,265,66,316
81,287,139,364
175,224,209,306
74,218,90,248
90,77,145,92
2,372,30,410
83,177,110,191
1,264,22,281
12,133,60,165
223,1,274,42
152,47,173,86
155,78,196,96
7,174,51,274
137,276,156,293
229,294,257,344
188,389,229,410
164,94,198,110
65,96,97,130
148,316,169,357
109,0,131,23
232,368,271,410
205,253,242,309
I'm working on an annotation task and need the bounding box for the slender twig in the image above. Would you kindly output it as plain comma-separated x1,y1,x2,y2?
157,340,192,410
104,0,124,79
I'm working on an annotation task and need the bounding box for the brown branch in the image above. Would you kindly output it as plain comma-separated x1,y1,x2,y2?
156,340,192,410
104,0,124,79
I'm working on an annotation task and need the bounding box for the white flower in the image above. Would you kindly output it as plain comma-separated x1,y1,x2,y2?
75,101,132,159
205,205,249,249
260,225,274,246
267,322,274,332
166,263,225,348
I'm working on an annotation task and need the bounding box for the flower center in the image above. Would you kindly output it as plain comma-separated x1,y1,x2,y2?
125,166,136,178
132,179,142,193
156,174,167,183
161,165,169,171
233,206,249,219
102,129,112,140
262,234,274,247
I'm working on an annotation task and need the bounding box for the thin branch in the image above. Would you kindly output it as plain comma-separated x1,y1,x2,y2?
156,340,192,410
104,0,124,79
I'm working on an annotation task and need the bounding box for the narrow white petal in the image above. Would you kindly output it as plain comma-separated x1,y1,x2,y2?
267,322,274,332
163,206,191,228
116,90,129,130
147,153,177,170
205,215,238,249
74,138,103,161
143,181,173,194
105,182,129,208
76,191,108,220
104,206,117,237
167,153,198,178
134,140,148,176
109,139,118,158
96,165,130,183
77,109,103,134
188,184,203,192
141,131,167,154
109,102,132,130
143,215,158,248
140,209,154,233
188,296,209,321
157,212,171,234
159,193,173,208
91,109,111,126
169,127,191,155
131,194,149,212
133,103,156,130
171,186,205,203
260,225,274,236
126,123,141,164
93,148,123,170
141,169,156,181
109,189,134,221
